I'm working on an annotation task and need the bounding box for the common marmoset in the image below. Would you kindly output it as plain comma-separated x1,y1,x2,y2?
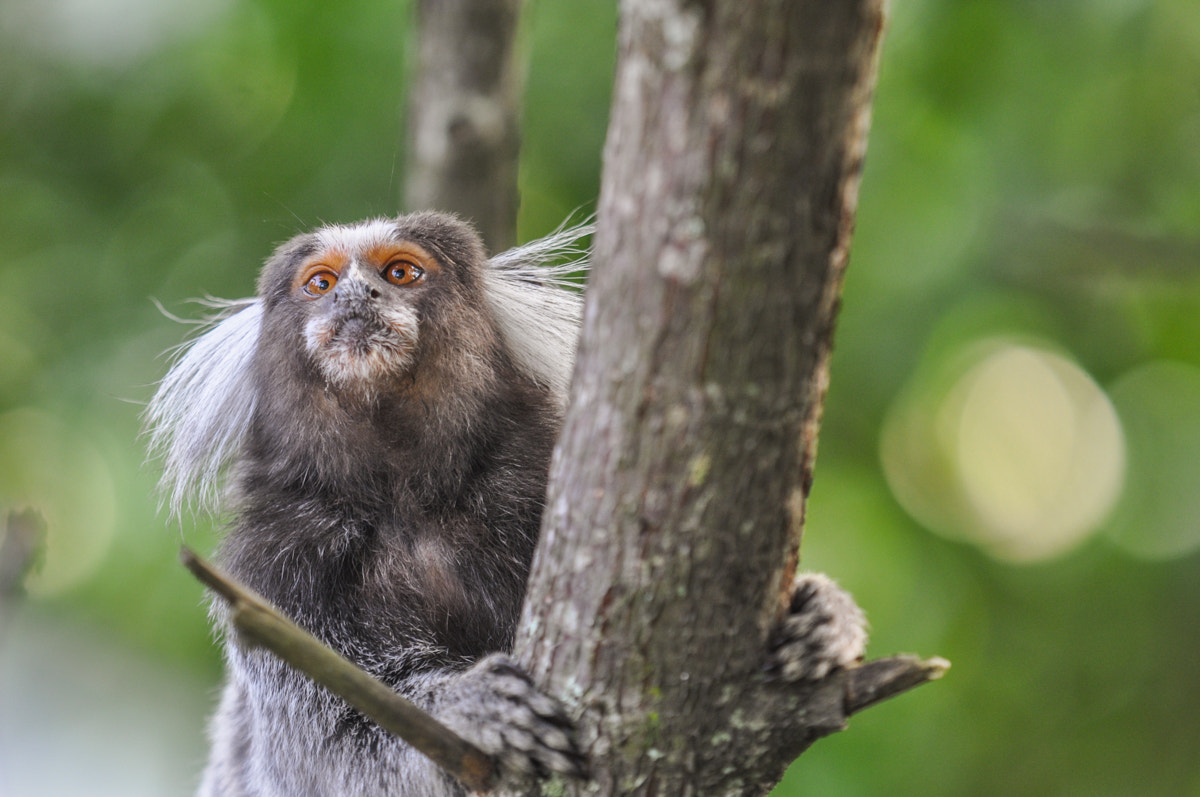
149,213,589,795
148,211,867,796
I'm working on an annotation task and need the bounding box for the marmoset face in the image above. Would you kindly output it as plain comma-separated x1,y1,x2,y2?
297,231,435,387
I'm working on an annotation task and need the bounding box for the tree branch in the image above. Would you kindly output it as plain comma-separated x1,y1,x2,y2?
846,655,951,716
404,0,523,252
179,547,497,793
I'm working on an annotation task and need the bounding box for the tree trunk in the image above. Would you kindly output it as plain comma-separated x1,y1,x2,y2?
516,1,890,794
404,0,523,252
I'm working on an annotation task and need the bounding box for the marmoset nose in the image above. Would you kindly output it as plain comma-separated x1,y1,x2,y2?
333,275,381,303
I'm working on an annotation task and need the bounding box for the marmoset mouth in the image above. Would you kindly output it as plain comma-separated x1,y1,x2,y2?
336,315,371,337
305,303,417,388
329,314,385,352
319,311,415,376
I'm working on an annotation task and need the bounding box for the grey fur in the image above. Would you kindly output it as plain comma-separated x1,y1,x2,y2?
199,649,582,797
146,298,261,517
768,573,868,682
483,220,591,404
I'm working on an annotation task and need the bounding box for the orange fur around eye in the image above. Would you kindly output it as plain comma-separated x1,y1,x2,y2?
294,252,349,297
371,243,439,287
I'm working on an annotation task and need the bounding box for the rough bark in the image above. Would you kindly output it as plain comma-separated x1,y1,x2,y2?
404,0,523,252
515,1,895,794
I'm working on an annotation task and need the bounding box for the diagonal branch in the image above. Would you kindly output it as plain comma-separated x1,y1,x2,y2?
179,548,497,793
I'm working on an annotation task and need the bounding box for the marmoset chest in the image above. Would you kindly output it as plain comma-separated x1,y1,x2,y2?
222,461,542,667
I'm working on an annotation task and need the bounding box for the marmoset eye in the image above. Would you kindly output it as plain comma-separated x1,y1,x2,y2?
384,260,424,286
304,270,338,296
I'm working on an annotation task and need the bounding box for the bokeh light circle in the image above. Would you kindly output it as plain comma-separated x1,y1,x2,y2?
882,339,1125,562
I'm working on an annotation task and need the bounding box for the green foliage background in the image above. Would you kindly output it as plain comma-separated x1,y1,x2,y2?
1,1,1198,794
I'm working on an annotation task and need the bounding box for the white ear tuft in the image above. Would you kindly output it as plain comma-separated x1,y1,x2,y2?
483,221,591,406
145,299,262,518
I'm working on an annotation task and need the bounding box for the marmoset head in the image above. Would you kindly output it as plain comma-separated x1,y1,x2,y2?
147,211,589,516
257,213,489,396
